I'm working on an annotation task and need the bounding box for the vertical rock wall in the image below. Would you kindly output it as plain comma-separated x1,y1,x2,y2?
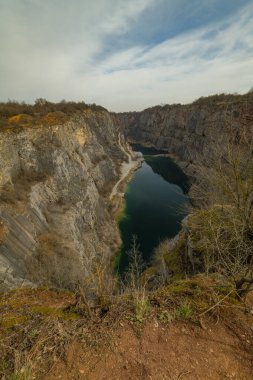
119,94,253,176
0,110,127,289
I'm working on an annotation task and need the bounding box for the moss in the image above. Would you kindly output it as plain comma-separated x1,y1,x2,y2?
61,312,79,320
30,306,60,316
41,111,68,126
161,233,187,280
30,306,78,320
153,275,240,317
8,114,34,127
0,315,27,328
167,281,197,295
164,249,182,279
0,288,76,326
115,196,128,223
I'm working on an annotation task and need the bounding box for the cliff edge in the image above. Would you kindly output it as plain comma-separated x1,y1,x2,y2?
0,109,129,289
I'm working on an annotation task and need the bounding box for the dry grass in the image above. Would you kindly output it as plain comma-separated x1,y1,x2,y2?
0,275,252,379
0,287,128,379
0,219,8,244
8,114,34,127
0,100,107,131
40,111,67,126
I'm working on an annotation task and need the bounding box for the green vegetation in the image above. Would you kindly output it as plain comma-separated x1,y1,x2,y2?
8,366,32,380
0,98,106,118
193,91,253,104
140,91,253,112
0,99,106,129
158,310,175,324
188,135,253,294
177,301,193,319
133,298,150,323
124,236,150,323
0,273,246,379
153,125,253,296
0,93,253,378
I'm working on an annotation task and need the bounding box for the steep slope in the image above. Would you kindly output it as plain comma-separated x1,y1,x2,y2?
0,110,129,289
119,93,253,176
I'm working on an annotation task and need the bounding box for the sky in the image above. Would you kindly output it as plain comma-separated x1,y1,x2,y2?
0,0,253,111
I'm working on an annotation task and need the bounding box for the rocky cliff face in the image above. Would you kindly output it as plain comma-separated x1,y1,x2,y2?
1,94,252,290
119,93,253,176
0,110,128,289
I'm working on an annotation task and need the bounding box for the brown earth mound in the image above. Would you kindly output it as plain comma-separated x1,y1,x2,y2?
46,316,253,380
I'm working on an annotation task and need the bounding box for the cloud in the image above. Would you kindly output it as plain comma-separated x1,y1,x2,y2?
0,0,252,111
0,0,155,102
80,2,253,110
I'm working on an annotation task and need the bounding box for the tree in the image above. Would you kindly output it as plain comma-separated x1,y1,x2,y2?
34,98,48,106
188,126,253,295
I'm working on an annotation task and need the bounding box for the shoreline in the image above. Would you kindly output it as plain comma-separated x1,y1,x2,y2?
126,139,197,182
109,136,141,274
109,134,142,217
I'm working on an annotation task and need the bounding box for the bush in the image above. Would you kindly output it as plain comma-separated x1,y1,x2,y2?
188,130,253,295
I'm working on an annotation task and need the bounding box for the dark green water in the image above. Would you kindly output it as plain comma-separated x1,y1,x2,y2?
117,145,190,274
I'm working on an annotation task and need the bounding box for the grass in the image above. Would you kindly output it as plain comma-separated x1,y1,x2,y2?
134,298,150,323
159,310,175,324
0,315,28,328
154,233,187,281
0,275,246,379
9,366,32,380
177,301,193,319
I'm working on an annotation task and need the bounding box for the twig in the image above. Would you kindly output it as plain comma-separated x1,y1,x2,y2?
78,285,93,320
178,371,191,379
199,290,234,317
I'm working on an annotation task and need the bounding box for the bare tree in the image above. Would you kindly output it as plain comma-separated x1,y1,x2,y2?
124,236,151,321
188,126,253,294
125,235,145,293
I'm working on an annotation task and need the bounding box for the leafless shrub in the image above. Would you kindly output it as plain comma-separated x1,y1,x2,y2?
0,99,106,120
188,126,253,295
123,236,151,322
25,233,83,290
81,253,117,310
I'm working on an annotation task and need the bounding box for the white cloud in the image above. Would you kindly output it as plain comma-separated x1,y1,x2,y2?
89,2,253,110
0,0,252,111
0,0,156,103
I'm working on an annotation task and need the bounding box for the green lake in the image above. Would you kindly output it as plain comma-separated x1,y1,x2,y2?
117,144,190,274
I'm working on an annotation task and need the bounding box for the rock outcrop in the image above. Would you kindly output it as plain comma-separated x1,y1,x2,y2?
0,110,128,289
119,93,253,177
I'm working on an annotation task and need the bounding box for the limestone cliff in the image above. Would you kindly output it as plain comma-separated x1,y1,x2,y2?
118,93,253,281
1,94,253,290
119,93,253,176
0,110,128,289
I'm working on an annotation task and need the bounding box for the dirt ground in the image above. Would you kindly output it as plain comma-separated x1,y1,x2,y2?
1,287,253,380
46,314,253,380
